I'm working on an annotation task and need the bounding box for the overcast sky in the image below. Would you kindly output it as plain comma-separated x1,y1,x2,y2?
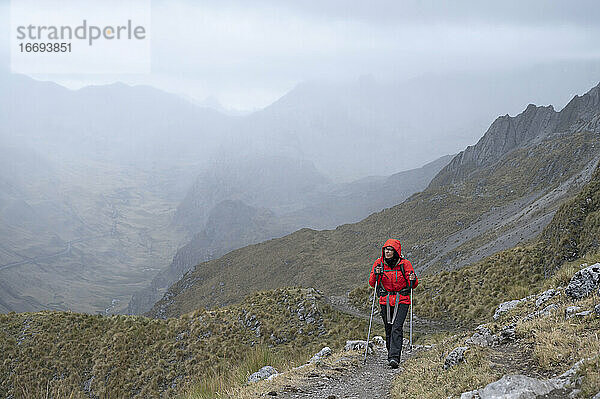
1,0,600,111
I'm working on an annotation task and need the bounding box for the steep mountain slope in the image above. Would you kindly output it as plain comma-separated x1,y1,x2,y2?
149,83,600,318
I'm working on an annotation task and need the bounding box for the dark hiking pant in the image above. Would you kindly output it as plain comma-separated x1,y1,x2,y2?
380,303,409,362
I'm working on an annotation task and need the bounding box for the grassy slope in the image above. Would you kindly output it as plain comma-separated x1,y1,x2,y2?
152,131,600,317
389,252,600,399
0,288,368,399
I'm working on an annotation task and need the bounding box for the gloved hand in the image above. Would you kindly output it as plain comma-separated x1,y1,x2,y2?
374,264,383,275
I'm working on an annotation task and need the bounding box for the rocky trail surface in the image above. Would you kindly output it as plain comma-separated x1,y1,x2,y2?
274,343,411,399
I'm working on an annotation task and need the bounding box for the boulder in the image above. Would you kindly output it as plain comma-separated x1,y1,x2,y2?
460,358,585,398
248,366,278,383
595,304,600,316
444,346,468,370
460,374,559,398
565,263,600,299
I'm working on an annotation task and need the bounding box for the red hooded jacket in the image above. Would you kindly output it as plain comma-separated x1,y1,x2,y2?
369,239,418,306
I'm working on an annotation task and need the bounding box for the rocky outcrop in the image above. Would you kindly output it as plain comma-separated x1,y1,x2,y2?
460,358,587,399
565,263,600,299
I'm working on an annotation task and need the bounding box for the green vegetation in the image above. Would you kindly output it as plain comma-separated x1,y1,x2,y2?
391,332,498,399
0,288,366,398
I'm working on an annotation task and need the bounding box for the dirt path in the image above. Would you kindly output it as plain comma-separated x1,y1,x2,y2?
267,293,455,399
327,293,457,334
275,344,413,399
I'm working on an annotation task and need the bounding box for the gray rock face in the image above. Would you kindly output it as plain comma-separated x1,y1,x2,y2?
565,263,600,299
444,346,468,370
248,366,278,383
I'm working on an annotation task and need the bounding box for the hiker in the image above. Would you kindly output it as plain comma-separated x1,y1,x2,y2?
369,238,418,369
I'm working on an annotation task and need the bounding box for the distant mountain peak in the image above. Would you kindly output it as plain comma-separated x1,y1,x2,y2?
431,82,600,186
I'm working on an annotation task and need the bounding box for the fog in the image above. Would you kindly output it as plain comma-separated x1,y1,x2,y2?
1,0,600,313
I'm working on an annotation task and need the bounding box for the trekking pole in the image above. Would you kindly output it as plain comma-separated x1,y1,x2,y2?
409,286,413,351
363,278,378,364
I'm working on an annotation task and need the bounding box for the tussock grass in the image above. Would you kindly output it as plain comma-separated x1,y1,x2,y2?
206,350,363,399
390,333,498,399
0,288,366,399
181,345,311,399
390,254,600,399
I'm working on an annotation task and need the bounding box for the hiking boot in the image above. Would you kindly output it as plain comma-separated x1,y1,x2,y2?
388,359,399,369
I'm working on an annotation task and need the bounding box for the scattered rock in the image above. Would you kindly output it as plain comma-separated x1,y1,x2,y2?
565,263,600,299
82,376,94,393
565,306,582,318
372,336,385,347
444,346,468,370
573,310,593,318
466,325,498,347
494,297,530,320
309,347,332,363
248,366,278,383
523,304,558,321
536,288,559,307
344,340,372,353
267,391,278,396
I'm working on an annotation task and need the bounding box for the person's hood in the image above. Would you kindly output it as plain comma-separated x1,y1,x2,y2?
381,238,402,259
